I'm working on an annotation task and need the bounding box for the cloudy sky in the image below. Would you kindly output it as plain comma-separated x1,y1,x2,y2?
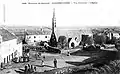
0,0,120,27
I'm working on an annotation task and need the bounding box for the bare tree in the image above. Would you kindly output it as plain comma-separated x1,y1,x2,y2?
58,36,68,49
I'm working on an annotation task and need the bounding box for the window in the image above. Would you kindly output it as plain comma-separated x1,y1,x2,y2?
29,36,31,38
45,36,47,38
0,39,1,43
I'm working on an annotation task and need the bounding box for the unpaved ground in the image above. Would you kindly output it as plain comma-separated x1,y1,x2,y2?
0,49,89,74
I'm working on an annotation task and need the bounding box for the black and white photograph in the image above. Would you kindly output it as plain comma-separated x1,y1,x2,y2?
0,0,120,74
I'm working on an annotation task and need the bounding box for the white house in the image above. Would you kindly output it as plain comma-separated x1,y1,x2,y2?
0,28,22,64
26,34,51,45
113,33,120,39
107,32,120,40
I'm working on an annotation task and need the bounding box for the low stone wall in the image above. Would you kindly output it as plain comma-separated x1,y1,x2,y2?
35,64,92,74
34,60,120,74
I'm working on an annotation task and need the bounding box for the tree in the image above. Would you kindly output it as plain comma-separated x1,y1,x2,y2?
93,34,106,45
58,36,68,49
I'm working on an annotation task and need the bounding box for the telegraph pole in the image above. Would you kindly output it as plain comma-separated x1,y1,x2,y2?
3,4,5,23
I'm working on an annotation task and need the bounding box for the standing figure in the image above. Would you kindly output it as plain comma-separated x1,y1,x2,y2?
41,59,44,66
38,52,41,58
67,51,70,56
35,53,38,60
24,65,28,73
27,64,30,72
43,56,45,60
30,65,34,73
53,58,57,68
34,66,36,72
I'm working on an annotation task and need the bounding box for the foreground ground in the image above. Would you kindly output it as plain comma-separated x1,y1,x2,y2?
0,48,90,74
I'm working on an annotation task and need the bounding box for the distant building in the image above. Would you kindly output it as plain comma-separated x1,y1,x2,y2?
106,32,120,44
25,34,51,45
106,32,120,39
113,33,120,39
0,27,22,64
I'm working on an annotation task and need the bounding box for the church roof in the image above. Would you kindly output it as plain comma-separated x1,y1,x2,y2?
0,27,17,42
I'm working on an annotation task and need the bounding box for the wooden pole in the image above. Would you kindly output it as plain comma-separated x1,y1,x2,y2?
4,58,6,64
7,56,8,63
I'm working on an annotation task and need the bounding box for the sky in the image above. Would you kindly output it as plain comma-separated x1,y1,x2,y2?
0,0,120,27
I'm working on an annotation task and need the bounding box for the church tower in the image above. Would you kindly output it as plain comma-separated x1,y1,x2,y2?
49,8,57,47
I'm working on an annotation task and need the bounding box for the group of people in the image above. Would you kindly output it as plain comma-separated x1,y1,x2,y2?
35,52,58,68
23,58,57,73
24,64,36,73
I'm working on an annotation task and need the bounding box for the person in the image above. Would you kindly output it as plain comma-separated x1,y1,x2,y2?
27,64,30,72
53,58,57,68
67,51,70,56
38,52,41,57
35,53,38,60
1,62,3,69
27,52,30,62
34,66,36,72
30,65,34,73
24,65,28,73
43,56,45,60
41,59,44,67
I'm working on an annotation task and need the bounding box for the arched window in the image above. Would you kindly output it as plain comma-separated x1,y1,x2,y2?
71,42,75,48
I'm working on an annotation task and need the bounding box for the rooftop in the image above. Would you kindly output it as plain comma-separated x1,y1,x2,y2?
0,27,17,42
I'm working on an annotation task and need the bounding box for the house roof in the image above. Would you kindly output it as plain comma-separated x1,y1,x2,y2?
26,30,51,35
0,27,17,42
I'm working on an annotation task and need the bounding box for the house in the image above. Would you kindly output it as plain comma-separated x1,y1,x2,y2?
113,33,120,39
0,27,22,64
25,9,55,46
25,32,51,45
106,32,120,44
